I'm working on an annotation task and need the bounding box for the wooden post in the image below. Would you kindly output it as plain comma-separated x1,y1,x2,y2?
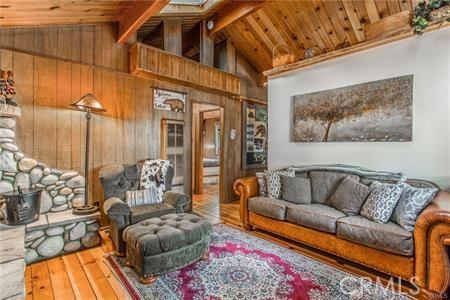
225,40,236,74
200,20,214,66
163,19,182,56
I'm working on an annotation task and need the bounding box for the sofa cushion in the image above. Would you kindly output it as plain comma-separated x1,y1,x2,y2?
286,204,346,233
255,172,268,197
336,216,413,256
130,203,176,224
248,197,293,220
360,183,402,223
265,169,295,199
281,176,312,205
309,171,359,204
329,176,371,215
391,181,438,231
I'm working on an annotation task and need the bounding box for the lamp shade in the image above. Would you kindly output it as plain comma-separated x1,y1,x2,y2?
70,93,106,113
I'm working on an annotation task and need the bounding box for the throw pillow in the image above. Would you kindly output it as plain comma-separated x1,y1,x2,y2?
391,182,438,231
281,176,312,204
255,172,268,197
309,171,359,204
125,187,162,207
265,169,295,199
360,183,403,223
329,176,371,215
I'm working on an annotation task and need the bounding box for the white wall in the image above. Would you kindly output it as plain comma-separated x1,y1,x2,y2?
268,28,450,190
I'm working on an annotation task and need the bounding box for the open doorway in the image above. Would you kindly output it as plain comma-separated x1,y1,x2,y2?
191,102,224,222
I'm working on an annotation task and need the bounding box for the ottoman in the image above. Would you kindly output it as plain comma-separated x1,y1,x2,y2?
123,213,212,284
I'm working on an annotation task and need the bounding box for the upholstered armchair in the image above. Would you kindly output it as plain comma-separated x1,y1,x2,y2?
100,160,190,254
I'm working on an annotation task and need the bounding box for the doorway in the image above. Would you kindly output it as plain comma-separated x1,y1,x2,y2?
191,102,224,222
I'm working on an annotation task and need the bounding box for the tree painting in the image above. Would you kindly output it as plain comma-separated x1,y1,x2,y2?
292,75,413,142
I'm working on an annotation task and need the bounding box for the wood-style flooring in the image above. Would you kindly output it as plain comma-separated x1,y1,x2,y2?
25,184,427,299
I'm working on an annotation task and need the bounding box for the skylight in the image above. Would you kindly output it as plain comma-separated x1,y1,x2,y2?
169,0,207,6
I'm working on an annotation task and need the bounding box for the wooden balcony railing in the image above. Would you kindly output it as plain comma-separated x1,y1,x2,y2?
130,43,240,96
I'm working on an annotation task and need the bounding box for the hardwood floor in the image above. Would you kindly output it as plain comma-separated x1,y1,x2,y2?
26,185,427,299
25,184,238,300
192,184,241,227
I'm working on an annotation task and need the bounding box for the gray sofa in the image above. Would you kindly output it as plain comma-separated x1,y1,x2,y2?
235,164,450,296
100,161,191,254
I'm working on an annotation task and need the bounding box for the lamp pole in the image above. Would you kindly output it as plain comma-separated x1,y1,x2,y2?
70,93,105,208
84,109,91,205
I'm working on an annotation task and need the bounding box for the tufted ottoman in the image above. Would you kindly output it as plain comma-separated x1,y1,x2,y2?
123,213,212,284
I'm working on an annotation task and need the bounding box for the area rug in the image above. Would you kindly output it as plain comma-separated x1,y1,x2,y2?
106,224,408,300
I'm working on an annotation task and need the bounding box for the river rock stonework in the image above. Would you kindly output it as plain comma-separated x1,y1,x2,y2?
0,105,86,212
24,220,101,264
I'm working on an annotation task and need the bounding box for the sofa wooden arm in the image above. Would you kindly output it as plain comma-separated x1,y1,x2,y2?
414,190,450,295
233,176,259,229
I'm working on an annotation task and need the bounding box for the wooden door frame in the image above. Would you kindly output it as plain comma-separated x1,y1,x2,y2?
191,101,225,203
160,118,185,187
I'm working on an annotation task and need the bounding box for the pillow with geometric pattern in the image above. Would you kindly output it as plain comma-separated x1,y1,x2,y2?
360,182,403,223
390,181,438,231
265,169,295,199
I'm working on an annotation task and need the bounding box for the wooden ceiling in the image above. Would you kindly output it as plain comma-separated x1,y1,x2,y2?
1,0,421,74
0,0,133,26
221,0,416,72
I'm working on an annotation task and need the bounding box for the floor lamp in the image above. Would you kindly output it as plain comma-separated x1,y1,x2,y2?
70,93,106,213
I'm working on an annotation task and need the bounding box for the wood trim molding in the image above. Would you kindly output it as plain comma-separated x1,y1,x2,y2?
118,0,170,44
263,22,450,78
239,96,267,105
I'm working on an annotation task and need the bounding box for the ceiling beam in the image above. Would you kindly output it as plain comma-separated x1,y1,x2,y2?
118,0,170,44
207,0,267,35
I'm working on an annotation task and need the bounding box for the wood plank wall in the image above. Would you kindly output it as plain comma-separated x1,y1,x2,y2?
0,24,132,72
0,24,260,223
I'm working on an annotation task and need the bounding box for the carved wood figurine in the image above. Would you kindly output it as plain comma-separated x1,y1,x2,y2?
0,70,17,106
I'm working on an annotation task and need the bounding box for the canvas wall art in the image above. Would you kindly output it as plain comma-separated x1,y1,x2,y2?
292,75,413,142
154,88,186,112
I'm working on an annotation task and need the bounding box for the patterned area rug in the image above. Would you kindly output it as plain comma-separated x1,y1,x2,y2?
106,224,408,300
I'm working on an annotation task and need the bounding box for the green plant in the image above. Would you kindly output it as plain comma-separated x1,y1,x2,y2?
412,0,450,34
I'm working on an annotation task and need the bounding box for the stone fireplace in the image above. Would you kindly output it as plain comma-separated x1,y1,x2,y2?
0,103,100,267
0,105,86,212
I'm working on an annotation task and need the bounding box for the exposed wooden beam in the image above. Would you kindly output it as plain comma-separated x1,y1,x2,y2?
118,0,170,44
207,1,267,35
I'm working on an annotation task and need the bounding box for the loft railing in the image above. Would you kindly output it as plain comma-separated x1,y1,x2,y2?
130,43,240,96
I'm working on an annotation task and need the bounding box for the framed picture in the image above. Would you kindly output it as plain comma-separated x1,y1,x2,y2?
153,88,187,112
242,100,268,170
292,75,413,142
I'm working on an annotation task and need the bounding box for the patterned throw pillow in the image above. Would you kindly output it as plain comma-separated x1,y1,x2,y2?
391,182,438,231
140,159,172,203
265,169,295,199
125,187,162,207
255,172,268,197
360,183,403,223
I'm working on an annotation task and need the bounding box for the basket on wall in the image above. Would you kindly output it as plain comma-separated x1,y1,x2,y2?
272,44,295,68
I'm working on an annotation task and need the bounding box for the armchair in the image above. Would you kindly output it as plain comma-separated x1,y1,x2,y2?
100,161,190,254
